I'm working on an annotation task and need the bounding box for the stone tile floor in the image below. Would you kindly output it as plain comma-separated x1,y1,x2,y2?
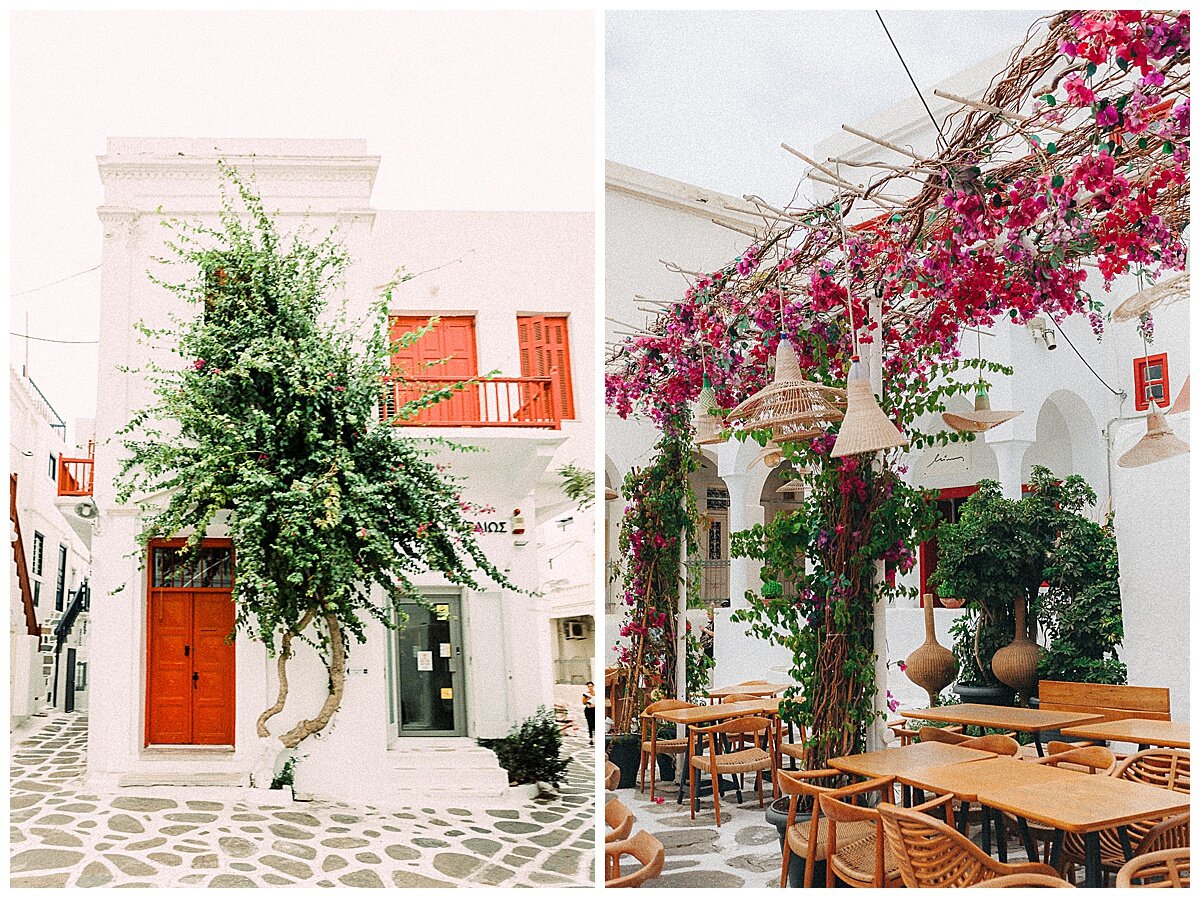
11,713,595,888
609,770,1035,887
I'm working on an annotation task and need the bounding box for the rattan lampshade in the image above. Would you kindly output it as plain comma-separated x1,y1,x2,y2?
831,358,908,457
694,381,726,445
1112,272,1189,322
605,488,619,502
1117,410,1190,468
1169,375,1190,415
942,381,1023,433
726,338,845,444
748,440,784,470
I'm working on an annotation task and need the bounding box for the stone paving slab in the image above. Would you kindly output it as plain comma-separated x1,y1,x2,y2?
11,714,595,888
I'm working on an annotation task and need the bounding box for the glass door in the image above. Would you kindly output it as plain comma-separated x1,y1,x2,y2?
395,597,465,736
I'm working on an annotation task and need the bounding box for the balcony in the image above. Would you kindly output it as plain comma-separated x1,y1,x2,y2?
57,444,94,498
381,373,562,429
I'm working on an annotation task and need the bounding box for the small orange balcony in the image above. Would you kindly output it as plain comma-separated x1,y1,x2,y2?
57,444,95,497
381,373,562,429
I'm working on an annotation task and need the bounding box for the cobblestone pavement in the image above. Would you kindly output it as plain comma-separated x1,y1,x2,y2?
11,714,595,888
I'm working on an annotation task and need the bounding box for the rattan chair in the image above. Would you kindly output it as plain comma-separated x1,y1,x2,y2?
605,830,665,887
968,873,1076,887
888,721,964,746
605,760,621,792
818,777,949,887
605,797,634,844
918,725,1017,745
688,716,773,826
1059,749,1190,880
638,699,693,800
878,801,1063,887
1116,847,1190,888
777,769,878,888
1012,744,1118,864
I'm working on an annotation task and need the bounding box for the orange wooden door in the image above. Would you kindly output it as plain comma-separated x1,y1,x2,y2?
192,592,237,744
389,316,479,424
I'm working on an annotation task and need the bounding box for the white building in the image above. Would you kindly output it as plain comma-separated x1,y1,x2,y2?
82,138,594,803
605,65,1189,725
10,367,93,724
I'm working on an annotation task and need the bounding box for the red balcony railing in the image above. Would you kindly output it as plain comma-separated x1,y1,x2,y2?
57,443,94,497
382,373,562,429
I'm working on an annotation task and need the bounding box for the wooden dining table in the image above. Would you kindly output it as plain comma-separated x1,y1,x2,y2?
1060,718,1190,750
900,703,1105,755
650,699,781,804
705,682,792,703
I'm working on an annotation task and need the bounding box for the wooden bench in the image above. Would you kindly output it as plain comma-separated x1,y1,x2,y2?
1037,680,1171,723
1024,681,1171,757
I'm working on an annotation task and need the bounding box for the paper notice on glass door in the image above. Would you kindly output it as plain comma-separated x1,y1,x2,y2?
416,651,433,672
439,643,451,658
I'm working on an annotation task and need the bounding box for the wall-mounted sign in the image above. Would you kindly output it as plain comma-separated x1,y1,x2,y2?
919,446,970,478
439,642,452,658
434,604,450,621
416,651,433,672
471,520,508,534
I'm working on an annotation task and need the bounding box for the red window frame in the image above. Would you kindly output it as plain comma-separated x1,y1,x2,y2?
918,485,979,607
1133,353,1170,411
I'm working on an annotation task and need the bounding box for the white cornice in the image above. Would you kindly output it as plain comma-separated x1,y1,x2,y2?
605,160,761,229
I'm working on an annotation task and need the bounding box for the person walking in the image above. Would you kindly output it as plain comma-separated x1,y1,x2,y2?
582,681,596,744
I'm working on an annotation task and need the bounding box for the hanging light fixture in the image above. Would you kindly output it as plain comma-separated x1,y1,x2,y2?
725,336,846,443
943,328,1023,433
1117,409,1189,468
605,488,619,502
748,439,784,470
827,179,907,458
694,372,726,446
1112,271,1189,322
832,354,909,457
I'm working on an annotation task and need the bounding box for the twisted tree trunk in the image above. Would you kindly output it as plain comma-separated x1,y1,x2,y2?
256,609,315,738
279,612,346,749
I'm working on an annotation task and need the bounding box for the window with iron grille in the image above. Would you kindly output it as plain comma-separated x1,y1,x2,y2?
55,546,67,611
706,488,729,510
708,520,723,560
152,546,233,588
75,662,88,690
31,531,44,577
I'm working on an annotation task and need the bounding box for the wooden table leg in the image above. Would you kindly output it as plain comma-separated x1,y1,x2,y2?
1083,832,1102,888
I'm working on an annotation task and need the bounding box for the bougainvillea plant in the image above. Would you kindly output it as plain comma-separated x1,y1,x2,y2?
610,418,698,732
605,10,1187,769
118,169,512,759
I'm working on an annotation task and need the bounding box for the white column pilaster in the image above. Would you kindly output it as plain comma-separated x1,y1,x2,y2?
992,438,1034,499
723,472,764,609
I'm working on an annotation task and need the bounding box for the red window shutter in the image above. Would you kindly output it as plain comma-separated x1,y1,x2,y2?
517,315,574,421
388,316,479,424
1133,353,1170,411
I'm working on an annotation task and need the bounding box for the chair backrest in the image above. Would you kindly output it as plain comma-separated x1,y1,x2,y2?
878,801,1000,888
1116,847,1190,888
605,798,635,843
1136,814,1190,857
736,679,770,685
968,873,1075,887
1115,749,1191,794
605,760,621,791
919,726,969,745
1041,745,1117,774
721,693,758,703
694,715,771,739
1037,680,1171,722
639,699,693,738
959,734,1020,756
606,830,665,888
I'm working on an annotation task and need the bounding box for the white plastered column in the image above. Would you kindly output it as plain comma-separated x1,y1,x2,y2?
719,467,767,610
990,438,1034,499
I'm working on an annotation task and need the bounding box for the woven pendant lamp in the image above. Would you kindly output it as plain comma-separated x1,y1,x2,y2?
748,440,784,470
1169,375,1190,415
605,488,619,502
942,381,1023,433
831,357,908,457
1117,410,1190,468
1112,271,1189,322
725,337,845,443
694,378,726,445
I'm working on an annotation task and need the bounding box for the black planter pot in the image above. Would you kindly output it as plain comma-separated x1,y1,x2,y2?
605,736,641,790
657,754,676,783
953,682,1015,707
766,797,824,888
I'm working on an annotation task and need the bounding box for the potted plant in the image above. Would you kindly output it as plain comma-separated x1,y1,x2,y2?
604,732,641,790
948,611,1015,706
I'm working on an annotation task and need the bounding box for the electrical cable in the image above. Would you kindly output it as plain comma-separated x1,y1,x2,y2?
11,265,100,297
9,333,99,345
875,11,948,146
1056,322,1125,397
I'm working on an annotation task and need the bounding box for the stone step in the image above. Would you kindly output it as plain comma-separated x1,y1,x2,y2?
118,771,248,788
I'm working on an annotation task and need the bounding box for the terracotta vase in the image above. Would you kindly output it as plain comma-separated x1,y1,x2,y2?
905,596,957,706
991,594,1042,700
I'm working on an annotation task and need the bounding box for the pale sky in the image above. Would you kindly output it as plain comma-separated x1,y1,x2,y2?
607,9,1052,203
9,10,595,433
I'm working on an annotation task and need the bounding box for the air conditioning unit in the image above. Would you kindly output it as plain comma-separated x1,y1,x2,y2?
562,619,587,640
